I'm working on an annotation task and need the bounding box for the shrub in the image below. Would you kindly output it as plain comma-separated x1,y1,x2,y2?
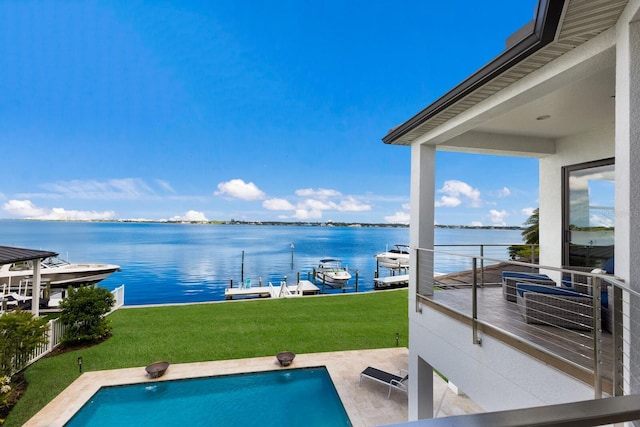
58,286,115,345
0,311,48,377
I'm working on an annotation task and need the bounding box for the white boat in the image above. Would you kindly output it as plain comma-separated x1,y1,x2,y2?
375,244,410,269
0,256,121,288
315,258,351,287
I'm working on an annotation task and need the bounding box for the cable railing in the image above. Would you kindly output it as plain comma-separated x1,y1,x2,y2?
416,247,638,399
432,243,537,286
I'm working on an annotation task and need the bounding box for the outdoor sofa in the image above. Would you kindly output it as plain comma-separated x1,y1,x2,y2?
515,283,594,331
501,271,556,302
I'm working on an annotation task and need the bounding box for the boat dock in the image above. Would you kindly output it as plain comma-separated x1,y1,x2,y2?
224,280,320,300
373,274,409,289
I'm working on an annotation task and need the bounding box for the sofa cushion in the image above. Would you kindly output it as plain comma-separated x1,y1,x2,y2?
603,257,615,274
516,283,590,299
502,271,551,281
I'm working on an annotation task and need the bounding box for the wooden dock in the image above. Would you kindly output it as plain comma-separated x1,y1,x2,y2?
374,274,409,289
224,280,319,300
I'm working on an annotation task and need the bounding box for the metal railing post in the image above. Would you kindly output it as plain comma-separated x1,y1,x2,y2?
415,248,422,313
479,245,485,287
612,284,624,396
472,257,481,345
592,277,602,398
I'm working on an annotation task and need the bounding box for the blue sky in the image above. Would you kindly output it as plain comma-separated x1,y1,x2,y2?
0,1,540,226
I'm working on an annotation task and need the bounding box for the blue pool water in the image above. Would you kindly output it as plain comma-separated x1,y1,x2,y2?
65,367,351,426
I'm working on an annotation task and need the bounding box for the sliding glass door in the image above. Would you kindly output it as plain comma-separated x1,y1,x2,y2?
562,158,615,269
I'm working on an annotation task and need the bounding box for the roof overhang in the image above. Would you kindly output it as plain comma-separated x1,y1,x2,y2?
382,0,627,148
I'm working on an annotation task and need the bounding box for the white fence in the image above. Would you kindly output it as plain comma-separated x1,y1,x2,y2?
109,284,125,313
22,284,125,370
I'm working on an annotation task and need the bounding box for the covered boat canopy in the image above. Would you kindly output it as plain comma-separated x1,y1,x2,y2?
0,246,58,264
0,245,58,316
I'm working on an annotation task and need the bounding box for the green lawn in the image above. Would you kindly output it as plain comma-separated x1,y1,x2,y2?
7,290,408,426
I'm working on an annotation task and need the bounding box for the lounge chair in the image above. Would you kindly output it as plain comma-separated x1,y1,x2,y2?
359,366,408,398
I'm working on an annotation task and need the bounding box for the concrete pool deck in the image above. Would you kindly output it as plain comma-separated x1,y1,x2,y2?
25,347,482,426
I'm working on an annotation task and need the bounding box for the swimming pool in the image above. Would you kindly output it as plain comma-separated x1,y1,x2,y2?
64,367,351,426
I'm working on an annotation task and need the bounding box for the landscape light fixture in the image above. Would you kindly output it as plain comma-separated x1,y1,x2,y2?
78,356,83,373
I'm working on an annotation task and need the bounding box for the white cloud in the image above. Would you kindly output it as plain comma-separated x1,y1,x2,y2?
170,210,208,221
435,195,461,208
263,198,296,210
470,221,483,227
435,180,481,208
336,196,371,212
302,198,336,211
44,208,116,221
497,187,511,197
260,187,371,219
590,213,614,228
156,179,176,193
185,210,208,221
295,188,342,198
401,203,410,210
292,209,322,220
215,179,266,201
3,200,48,217
384,211,410,224
3,199,115,220
170,210,209,222
488,209,509,225
42,178,156,200
521,207,536,216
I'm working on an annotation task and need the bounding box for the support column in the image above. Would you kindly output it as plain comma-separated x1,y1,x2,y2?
615,12,640,395
409,143,436,296
31,258,41,316
414,355,435,419
408,142,436,420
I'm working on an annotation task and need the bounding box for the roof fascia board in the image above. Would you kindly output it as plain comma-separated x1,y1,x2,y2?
383,0,566,145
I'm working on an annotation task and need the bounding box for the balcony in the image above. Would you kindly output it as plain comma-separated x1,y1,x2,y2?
413,246,637,407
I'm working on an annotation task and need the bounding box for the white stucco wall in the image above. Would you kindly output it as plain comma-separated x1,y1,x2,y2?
538,125,615,281
409,307,594,412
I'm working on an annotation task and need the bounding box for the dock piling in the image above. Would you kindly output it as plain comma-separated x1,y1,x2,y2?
290,242,294,270
355,270,359,293
241,250,245,282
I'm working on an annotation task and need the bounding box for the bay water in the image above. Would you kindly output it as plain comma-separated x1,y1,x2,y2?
0,221,523,305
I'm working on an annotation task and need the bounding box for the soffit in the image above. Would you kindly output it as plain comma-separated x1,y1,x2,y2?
386,0,628,146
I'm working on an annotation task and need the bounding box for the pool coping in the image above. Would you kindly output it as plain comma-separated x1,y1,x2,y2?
24,348,411,427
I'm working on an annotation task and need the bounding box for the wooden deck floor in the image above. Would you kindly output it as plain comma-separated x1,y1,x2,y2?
434,262,536,288
428,284,614,388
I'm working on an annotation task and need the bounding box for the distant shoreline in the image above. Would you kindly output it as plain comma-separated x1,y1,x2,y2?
0,218,524,230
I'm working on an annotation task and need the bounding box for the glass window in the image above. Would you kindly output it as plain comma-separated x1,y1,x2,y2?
563,158,615,269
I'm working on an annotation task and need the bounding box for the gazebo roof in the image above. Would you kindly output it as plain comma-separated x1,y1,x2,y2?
0,246,58,265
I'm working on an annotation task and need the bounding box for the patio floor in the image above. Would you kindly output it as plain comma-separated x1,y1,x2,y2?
24,348,482,427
